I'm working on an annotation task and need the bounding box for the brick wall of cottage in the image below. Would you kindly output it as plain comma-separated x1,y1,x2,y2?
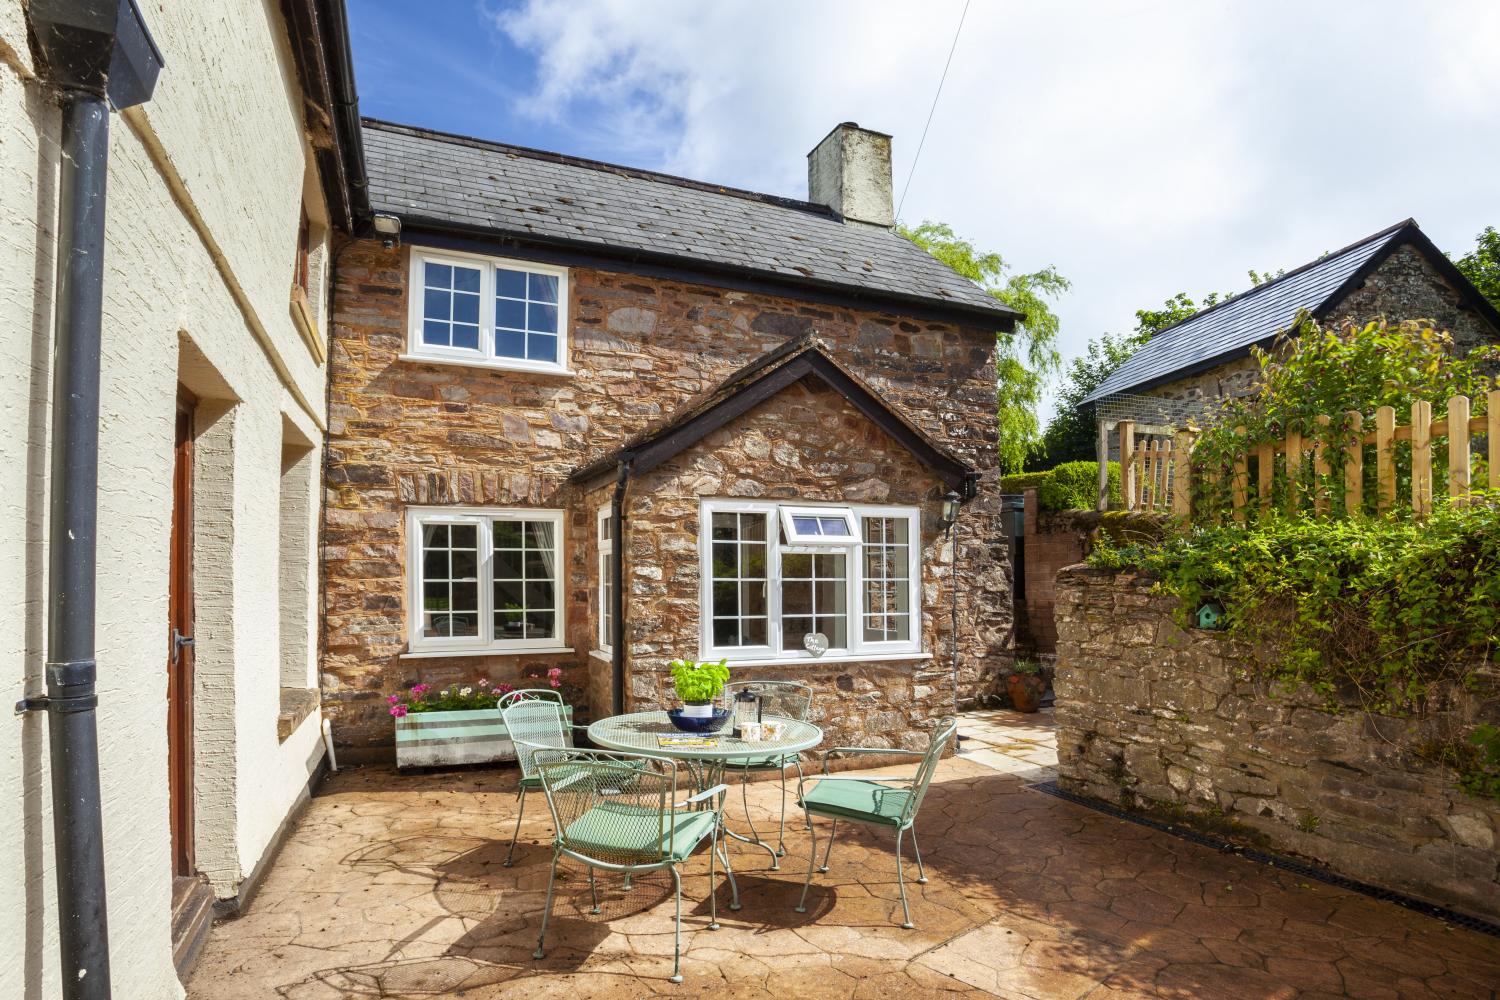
323,237,1011,747
1141,244,1499,405
1054,565,1500,923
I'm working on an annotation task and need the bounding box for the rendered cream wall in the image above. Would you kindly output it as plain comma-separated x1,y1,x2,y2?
0,0,329,996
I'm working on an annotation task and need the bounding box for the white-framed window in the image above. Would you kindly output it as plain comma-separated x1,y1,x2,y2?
406,506,565,653
699,500,921,662
597,506,614,653
405,248,569,374
779,505,858,545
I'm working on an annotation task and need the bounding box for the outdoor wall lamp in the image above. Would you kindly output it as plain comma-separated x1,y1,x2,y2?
372,212,401,248
939,490,961,530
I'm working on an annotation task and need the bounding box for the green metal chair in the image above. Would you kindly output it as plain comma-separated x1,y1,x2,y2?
498,694,587,867
793,716,957,929
719,680,813,866
531,748,732,984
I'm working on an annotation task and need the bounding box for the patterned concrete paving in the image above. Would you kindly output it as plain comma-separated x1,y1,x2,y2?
187,712,1498,999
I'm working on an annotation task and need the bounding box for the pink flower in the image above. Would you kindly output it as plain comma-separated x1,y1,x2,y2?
390,705,408,718
411,683,429,695
547,667,563,678
387,694,400,705
477,678,490,688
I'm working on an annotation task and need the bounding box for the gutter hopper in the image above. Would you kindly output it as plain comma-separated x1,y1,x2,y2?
28,0,164,109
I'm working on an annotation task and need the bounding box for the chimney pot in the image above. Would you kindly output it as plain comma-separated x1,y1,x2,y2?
807,122,894,229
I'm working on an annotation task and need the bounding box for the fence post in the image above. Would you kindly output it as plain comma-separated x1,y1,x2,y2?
1255,442,1273,518
1285,430,1303,517
1490,390,1500,491
1120,420,1136,511
1096,419,1110,511
1343,410,1363,517
1448,394,1470,506
1232,426,1248,522
1172,428,1193,517
1311,414,1332,516
1375,405,1396,513
1412,399,1432,518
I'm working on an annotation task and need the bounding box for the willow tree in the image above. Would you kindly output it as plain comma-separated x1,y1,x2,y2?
899,221,1068,474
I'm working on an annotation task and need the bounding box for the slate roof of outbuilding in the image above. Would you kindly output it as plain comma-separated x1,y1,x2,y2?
1082,219,1500,403
361,119,1017,326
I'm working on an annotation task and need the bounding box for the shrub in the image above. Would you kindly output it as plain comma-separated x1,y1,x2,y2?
1001,462,1120,511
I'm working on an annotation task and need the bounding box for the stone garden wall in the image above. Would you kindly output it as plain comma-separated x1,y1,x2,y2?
1054,564,1500,922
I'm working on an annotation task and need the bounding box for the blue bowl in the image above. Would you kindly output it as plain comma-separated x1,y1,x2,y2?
666,708,731,733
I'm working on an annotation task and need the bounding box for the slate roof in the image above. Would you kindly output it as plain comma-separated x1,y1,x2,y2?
567,334,977,494
362,119,1017,326
1081,219,1496,403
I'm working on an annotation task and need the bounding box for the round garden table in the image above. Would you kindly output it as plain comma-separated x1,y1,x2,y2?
587,710,823,908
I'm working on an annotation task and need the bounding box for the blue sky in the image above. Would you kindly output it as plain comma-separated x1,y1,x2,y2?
349,1,1500,419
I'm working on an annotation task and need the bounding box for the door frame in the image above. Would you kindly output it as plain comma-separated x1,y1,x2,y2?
168,389,196,878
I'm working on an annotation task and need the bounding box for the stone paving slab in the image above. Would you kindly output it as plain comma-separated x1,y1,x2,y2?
188,716,1497,999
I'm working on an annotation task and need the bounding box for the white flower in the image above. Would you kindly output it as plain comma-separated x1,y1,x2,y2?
460,686,473,697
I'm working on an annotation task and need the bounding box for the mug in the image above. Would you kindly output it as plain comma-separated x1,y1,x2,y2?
738,722,763,742
760,720,783,741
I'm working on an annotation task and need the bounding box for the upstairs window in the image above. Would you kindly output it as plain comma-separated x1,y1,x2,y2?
406,250,569,374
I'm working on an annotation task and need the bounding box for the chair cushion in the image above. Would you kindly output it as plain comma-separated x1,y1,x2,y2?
798,779,912,828
562,805,718,863
722,753,801,770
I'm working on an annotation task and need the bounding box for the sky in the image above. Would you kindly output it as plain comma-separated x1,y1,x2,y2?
348,0,1500,419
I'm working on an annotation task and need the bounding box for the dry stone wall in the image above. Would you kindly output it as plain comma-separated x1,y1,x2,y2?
1054,565,1500,922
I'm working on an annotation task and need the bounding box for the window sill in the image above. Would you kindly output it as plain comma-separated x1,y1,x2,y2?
589,649,613,663
290,286,325,364
401,646,575,660
398,353,573,377
706,651,932,669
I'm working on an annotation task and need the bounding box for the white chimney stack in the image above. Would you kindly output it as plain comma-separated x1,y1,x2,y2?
807,122,894,229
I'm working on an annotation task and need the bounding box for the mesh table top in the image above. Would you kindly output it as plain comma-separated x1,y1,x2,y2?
587,711,823,760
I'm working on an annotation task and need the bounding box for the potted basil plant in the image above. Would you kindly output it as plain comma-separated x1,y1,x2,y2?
669,658,730,718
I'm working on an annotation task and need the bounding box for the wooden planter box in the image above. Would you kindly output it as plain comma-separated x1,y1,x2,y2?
394,706,573,769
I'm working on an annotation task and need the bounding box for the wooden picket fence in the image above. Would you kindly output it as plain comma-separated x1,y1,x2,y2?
1118,390,1500,520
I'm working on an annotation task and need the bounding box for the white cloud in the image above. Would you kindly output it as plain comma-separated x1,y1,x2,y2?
490,0,1500,418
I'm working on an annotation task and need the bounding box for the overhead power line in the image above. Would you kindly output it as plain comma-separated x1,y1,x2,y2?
896,0,971,221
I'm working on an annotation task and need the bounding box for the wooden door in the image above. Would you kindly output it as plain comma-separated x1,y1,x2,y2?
168,395,196,877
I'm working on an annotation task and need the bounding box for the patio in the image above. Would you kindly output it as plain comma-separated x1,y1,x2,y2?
186,710,1499,999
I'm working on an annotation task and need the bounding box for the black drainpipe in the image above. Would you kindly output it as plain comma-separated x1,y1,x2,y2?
18,4,163,999
609,461,631,715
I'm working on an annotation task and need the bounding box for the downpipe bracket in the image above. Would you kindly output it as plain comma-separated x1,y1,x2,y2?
15,658,100,714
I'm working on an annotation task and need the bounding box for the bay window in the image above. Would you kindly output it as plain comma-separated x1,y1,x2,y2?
700,500,921,662
405,249,569,373
406,507,565,653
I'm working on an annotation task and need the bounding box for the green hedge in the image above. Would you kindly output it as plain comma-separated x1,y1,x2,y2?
1001,461,1120,511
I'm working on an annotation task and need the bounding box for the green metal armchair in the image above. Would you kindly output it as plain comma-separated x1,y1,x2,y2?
793,716,957,929
719,680,813,866
531,748,732,984
498,694,587,867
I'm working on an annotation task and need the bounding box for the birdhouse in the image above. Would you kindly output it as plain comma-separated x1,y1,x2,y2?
1194,600,1226,630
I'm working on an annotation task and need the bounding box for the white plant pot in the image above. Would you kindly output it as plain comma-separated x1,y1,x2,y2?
681,701,715,719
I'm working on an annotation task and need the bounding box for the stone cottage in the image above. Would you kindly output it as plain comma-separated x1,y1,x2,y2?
323,120,1018,753
1081,218,1500,482
2,0,360,994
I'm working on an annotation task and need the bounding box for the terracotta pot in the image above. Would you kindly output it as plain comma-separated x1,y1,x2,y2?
1006,674,1045,713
